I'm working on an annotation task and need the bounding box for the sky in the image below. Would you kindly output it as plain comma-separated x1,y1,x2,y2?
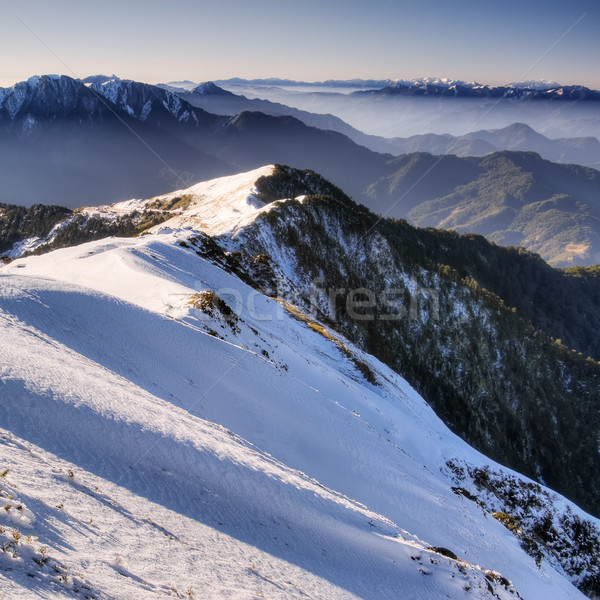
0,0,599,89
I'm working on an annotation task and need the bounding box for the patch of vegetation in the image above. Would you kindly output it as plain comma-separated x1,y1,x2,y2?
255,164,352,205
148,194,194,212
428,546,459,561
491,512,522,533
185,235,278,294
448,461,600,597
451,486,480,504
189,290,239,332
0,203,72,255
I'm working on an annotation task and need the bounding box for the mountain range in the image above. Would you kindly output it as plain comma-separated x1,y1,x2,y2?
213,76,600,100
221,77,600,140
163,81,600,168
1,165,599,599
385,123,600,170
0,75,387,208
359,78,600,101
366,151,600,267
2,75,600,267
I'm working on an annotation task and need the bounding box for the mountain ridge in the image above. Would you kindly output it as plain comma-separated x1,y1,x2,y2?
3,75,600,267
164,81,600,166
1,165,599,598
2,165,600,522
209,76,600,99
361,80,600,100
369,150,600,267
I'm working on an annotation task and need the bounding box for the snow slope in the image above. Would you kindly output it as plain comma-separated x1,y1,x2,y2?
0,172,596,599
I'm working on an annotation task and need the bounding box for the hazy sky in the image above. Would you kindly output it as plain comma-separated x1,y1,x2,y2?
1,0,599,89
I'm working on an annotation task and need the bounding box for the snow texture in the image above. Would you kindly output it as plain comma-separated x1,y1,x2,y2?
0,168,596,599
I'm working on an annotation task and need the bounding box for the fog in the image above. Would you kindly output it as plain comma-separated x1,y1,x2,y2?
220,84,600,141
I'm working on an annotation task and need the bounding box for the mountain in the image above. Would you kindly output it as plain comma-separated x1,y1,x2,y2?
386,123,600,170
4,166,600,363
0,75,236,207
160,81,399,155
223,78,600,140
0,75,391,208
367,151,600,267
169,84,600,167
4,75,600,268
3,165,600,507
212,77,600,100
360,79,600,101
1,166,599,599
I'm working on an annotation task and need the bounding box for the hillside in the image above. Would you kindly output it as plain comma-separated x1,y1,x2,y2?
4,165,600,507
367,151,600,267
1,166,599,599
386,123,600,170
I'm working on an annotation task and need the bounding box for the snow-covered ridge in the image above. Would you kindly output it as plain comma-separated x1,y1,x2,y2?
71,165,279,239
371,78,600,100
0,166,280,261
0,74,207,125
146,165,279,235
1,166,599,598
389,77,564,90
85,75,192,123
0,227,591,599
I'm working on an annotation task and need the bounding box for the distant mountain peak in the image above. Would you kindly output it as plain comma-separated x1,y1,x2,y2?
80,74,121,86
366,78,600,101
191,81,235,97
501,122,536,131
0,74,107,121
509,79,562,90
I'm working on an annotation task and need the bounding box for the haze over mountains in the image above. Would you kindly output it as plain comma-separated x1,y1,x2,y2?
2,74,600,268
162,81,600,168
215,77,600,139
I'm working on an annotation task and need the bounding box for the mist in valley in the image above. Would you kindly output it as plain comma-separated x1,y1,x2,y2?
219,82,600,140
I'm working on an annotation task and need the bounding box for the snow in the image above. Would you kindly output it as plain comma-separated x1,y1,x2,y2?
141,165,279,237
140,99,152,121
0,168,595,598
3,82,30,119
0,237,588,599
509,80,562,90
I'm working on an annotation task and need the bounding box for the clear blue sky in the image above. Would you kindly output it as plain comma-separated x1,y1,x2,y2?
1,0,599,88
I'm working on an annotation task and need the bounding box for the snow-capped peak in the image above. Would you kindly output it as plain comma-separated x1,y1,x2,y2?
106,165,278,237
509,79,562,90
80,74,121,86
84,76,199,122
0,74,91,120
